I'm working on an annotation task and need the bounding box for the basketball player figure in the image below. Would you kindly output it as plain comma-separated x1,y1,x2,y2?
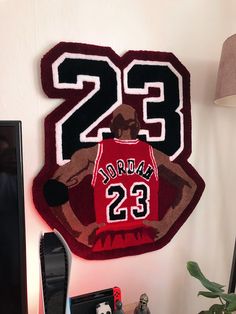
134,293,151,314
44,104,196,248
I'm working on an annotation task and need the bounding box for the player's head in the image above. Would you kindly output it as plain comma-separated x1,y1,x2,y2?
110,104,140,140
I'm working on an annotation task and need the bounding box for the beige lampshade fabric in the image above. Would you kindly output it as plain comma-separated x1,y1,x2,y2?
215,34,236,106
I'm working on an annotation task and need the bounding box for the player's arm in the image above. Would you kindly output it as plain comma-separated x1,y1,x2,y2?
154,148,197,206
43,145,98,207
43,145,99,248
144,148,197,239
52,145,98,187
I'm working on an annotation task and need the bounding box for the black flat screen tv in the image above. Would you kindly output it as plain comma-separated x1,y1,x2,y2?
0,121,28,314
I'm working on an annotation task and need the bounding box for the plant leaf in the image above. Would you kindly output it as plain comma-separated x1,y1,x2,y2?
208,304,225,313
221,293,236,304
187,262,225,292
226,299,236,312
198,291,222,298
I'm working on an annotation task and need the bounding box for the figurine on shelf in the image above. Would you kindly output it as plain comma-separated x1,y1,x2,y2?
134,293,150,314
114,300,125,314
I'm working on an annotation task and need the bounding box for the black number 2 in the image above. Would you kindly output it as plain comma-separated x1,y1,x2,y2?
53,53,122,164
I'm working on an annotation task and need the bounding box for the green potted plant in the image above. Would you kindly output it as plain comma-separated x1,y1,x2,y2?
187,261,236,313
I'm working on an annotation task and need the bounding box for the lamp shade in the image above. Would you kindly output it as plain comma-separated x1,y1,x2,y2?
215,34,236,106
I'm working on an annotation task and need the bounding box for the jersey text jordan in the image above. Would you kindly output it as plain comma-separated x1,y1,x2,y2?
98,158,154,185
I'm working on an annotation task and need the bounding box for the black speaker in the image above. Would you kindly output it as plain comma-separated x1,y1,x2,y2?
40,232,69,314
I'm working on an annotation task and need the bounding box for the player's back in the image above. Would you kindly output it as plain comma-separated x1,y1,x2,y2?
91,138,159,251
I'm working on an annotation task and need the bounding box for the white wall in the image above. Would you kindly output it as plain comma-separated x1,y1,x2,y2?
1,1,236,313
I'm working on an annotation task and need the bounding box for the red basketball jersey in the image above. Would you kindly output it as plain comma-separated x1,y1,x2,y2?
91,138,159,251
